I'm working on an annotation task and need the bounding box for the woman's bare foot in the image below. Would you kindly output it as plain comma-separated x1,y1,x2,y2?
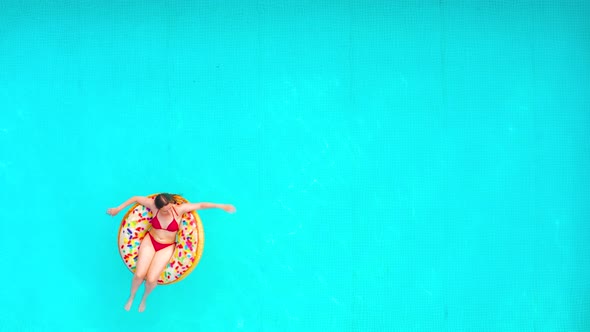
124,297,133,311
138,301,146,312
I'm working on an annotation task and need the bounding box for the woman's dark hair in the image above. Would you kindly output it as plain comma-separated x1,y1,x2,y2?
154,193,176,209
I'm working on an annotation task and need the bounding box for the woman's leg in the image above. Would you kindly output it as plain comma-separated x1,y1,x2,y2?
125,234,156,311
138,243,175,312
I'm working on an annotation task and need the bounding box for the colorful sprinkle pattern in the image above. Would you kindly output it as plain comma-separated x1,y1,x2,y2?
117,197,204,285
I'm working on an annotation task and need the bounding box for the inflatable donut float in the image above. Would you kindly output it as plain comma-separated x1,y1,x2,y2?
118,194,205,285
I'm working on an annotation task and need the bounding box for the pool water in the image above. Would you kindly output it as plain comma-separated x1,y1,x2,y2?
1,1,589,331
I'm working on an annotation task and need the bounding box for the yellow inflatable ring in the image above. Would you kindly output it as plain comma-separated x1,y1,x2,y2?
118,194,205,285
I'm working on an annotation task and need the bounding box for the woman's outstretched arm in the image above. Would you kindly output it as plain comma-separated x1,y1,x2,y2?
106,196,155,216
178,202,236,215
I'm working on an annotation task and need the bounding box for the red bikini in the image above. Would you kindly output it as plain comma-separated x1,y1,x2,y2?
146,208,179,251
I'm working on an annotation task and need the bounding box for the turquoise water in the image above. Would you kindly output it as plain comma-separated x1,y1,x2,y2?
1,1,589,331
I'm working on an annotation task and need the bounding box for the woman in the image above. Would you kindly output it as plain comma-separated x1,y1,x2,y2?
107,193,236,312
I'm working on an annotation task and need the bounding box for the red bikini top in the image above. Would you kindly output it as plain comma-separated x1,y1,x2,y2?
150,208,180,232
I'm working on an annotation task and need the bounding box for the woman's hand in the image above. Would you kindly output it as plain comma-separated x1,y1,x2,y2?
106,207,121,216
222,204,236,214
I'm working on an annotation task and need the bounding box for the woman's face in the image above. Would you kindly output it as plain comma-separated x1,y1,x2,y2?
160,203,174,213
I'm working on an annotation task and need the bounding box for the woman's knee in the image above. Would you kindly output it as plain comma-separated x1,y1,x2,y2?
134,271,147,280
146,275,159,285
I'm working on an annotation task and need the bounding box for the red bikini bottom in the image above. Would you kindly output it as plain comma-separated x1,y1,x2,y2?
146,232,175,252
